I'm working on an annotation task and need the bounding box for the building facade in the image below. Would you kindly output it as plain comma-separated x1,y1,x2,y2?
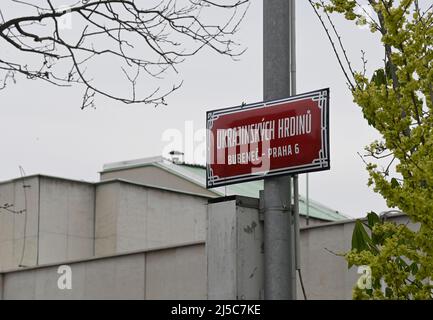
0,157,406,299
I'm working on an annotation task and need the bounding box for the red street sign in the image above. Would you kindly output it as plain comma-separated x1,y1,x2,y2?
206,88,330,188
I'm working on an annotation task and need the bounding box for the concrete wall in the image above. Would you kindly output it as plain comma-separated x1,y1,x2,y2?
0,243,206,300
0,176,95,271
0,177,40,270
146,244,207,299
298,221,357,299
207,198,264,300
38,177,95,264
207,200,237,299
2,175,208,271
101,166,216,197
295,216,326,228
95,181,208,256
208,196,412,300
1,175,414,300
298,215,412,299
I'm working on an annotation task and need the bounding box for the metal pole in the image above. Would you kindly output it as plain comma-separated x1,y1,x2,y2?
290,0,300,273
293,176,301,272
306,174,310,226
263,0,296,300
290,0,297,97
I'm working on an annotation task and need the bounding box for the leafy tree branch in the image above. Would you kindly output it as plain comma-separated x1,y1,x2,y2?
312,0,433,299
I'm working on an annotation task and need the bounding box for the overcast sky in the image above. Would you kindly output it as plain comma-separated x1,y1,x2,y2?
0,0,393,218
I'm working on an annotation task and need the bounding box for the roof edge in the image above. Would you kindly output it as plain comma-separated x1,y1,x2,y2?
101,156,167,172
97,178,215,199
0,174,94,186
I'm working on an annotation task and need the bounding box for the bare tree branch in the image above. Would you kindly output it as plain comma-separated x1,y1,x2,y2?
0,203,26,214
308,0,356,90
0,0,250,108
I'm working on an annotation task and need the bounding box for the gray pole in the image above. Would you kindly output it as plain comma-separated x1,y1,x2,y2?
263,0,296,300
290,0,300,272
306,174,310,226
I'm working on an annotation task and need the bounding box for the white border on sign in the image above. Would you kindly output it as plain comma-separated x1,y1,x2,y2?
206,88,330,188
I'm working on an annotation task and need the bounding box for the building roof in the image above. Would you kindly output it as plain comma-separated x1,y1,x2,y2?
103,156,349,222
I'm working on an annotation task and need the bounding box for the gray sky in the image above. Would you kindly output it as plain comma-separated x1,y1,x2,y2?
0,0,391,218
